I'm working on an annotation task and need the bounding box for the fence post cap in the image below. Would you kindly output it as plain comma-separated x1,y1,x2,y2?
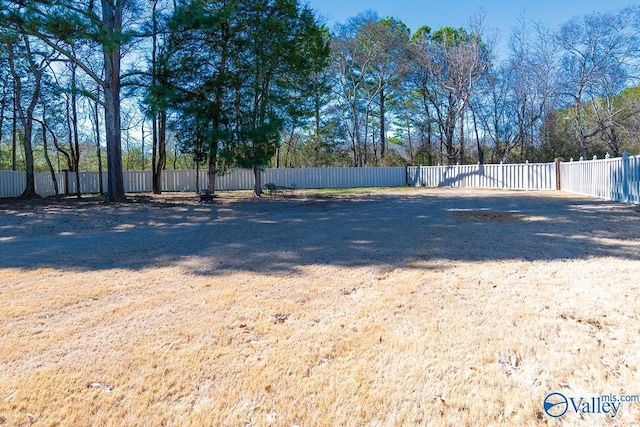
570,157,574,162
579,156,584,161
605,153,611,159
593,155,598,160
622,151,629,158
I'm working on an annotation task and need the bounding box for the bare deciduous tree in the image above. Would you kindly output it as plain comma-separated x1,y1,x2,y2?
556,6,640,159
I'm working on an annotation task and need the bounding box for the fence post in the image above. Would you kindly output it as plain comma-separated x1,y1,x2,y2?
554,158,563,191
622,151,630,203
62,169,70,196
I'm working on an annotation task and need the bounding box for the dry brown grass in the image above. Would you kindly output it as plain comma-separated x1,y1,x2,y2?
1,188,639,426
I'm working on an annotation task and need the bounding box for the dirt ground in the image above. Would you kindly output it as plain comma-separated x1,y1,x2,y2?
1,187,639,426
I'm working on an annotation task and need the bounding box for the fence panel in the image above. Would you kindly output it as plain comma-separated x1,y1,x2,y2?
561,154,640,204
3,159,638,204
0,171,27,198
161,170,195,192
261,166,405,189
622,154,640,204
78,172,103,194
34,172,67,197
407,162,556,190
215,169,254,190
123,171,152,193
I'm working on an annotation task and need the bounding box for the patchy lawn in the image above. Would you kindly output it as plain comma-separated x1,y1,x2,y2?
1,188,639,426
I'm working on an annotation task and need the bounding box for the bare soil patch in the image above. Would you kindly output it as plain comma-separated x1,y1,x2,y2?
1,188,639,426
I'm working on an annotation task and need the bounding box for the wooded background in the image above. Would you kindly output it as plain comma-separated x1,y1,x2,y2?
1,1,640,200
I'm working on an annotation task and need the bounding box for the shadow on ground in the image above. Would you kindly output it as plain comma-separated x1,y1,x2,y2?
1,190,639,275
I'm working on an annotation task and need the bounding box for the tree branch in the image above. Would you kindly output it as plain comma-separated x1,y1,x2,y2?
32,34,105,86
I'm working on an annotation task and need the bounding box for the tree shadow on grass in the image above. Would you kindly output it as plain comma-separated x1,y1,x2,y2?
0,190,639,275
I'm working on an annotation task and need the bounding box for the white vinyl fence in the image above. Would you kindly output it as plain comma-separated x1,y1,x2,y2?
2,156,639,205
560,152,640,204
0,167,407,198
1,171,27,198
407,162,557,191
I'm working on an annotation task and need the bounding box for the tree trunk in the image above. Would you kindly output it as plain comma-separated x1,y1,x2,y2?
152,111,157,191
574,97,588,160
0,83,5,161
150,0,166,195
70,63,81,198
458,102,465,165
207,147,216,193
152,111,166,194
445,121,456,165
444,95,458,165
7,40,38,198
141,118,146,171
379,87,386,160
422,94,433,166
173,144,178,170
94,84,104,195
252,165,262,196
314,84,321,142
102,0,126,203
406,118,413,165
20,119,37,198
41,109,59,199
609,126,620,158
11,79,18,171
352,94,361,167
471,103,484,164
363,102,371,166
195,158,200,192
427,126,433,166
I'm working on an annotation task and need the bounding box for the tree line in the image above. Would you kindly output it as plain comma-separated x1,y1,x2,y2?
1,1,640,200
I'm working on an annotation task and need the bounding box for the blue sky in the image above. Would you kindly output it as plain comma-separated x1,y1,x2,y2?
305,0,635,56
